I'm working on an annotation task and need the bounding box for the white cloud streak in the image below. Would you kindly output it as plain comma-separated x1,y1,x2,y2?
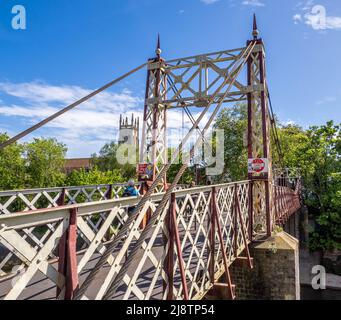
0,81,212,157
242,0,265,7
0,81,143,156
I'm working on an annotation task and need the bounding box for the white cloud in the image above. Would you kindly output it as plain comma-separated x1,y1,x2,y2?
242,0,265,7
200,0,220,5
294,3,341,31
282,119,297,126
305,12,341,30
0,82,139,111
316,96,336,105
0,81,213,157
293,14,302,24
0,81,143,156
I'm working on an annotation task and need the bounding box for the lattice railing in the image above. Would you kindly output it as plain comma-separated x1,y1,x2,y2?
0,182,142,277
0,183,143,215
0,181,251,300
273,183,301,226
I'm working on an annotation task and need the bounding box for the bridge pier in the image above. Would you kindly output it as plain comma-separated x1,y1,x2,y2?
228,232,300,300
284,211,300,240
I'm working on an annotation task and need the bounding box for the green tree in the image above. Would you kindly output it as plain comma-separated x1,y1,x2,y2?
300,122,341,251
214,103,248,181
214,105,341,251
275,121,340,250
66,167,124,186
0,133,26,190
167,148,196,184
92,141,136,180
25,138,67,188
273,124,311,175
91,142,120,171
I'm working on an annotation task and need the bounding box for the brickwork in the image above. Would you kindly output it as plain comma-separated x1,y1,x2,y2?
230,232,300,300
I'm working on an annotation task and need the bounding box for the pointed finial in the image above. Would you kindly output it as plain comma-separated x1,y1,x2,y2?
155,34,161,58
252,13,259,39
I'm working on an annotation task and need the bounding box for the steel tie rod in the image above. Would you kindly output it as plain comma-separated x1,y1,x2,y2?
101,42,256,300
0,62,148,150
72,45,252,300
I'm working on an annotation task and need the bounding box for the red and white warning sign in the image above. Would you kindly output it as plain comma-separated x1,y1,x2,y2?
137,163,154,180
248,158,269,174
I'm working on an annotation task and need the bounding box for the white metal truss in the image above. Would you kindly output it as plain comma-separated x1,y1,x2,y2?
0,181,257,300
0,183,142,276
139,46,254,189
0,180,300,300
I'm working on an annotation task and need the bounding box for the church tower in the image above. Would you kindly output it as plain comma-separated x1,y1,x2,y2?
118,114,140,150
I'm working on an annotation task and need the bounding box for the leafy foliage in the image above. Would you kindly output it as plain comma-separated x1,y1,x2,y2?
300,122,341,251
25,138,67,188
214,105,340,251
0,136,129,190
0,113,339,252
273,121,340,250
66,167,125,186
0,133,26,190
91,141,136,180
214,103,248,181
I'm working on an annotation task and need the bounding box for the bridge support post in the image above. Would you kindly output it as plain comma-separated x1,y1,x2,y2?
171,193,190,300
140,181,152,229
58,188,66,206
164,192,175,300
247,17,273,237
139,36,168,190
56,188,66,297
235,184,253,269
248,180,254,240
213,187,235,300
105,184,113,241
57,208,79,300
106,184,113,200
209,187,216,283
233,185,238,258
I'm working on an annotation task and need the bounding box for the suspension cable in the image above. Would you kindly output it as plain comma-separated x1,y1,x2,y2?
73,42,255,300
101,41,256,300
0,62,148,150
167,76,205,138
266,85,285,169
166,76,209,153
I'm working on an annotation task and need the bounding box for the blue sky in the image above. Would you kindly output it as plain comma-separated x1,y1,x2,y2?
0,0,340,157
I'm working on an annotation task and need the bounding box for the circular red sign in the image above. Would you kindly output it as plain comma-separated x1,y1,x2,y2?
251,158,265,173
